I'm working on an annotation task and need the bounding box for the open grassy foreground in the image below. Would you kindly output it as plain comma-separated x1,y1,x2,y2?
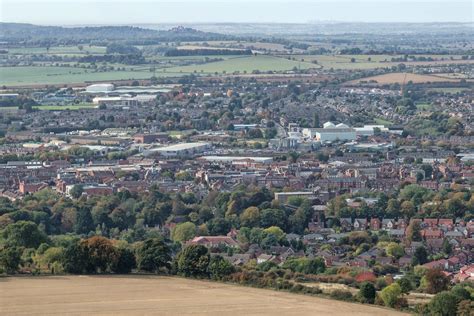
1,275,409,316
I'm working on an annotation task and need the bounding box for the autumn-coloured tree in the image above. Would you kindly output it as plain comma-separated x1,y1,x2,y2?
423,269,449,294
81,236,119,273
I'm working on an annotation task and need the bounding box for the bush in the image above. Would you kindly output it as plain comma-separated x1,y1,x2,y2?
457,300,473,316
290,283,305,293
111,247,136,273
208,255,234,280
330,289,353,301
380,283,402,307
374,294,385,306
358,282,376,304
305,286,322,295
256,261,277,272
428,291,459,316
282,257,325,274
275,279,293,290
375,277,388,290
394,297,408,309
396,277,413,294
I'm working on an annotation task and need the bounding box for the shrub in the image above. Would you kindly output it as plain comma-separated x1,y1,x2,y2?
355,271,376,283
256,261,277,272
457,300,473,316
306,286,322,295
375,277,388,290
275,279,292,290
394,297,408,309
330,289,353,301
396,277,413,294
208,255,234,280
374,294,385,306
358,282,376,304
380,283,402,308
428,291,459,316
290,283,305,293
282,257,325,274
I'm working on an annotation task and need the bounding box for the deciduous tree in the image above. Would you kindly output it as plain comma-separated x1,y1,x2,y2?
208,255,234,280
3,221,48,248
176,244,210,277
171,222,196,243
136,238,171,273
423,269,449,294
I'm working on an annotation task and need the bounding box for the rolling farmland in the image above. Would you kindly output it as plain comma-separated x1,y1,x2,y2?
1,42,472,87
0,66,158,86
347,72,469,85
161,55,319,74
284,54,473,70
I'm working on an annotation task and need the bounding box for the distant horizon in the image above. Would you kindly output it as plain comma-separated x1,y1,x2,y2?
2,21,473,27
1,0,472,25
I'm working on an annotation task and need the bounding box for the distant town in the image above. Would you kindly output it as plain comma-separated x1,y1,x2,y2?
0,20,473,316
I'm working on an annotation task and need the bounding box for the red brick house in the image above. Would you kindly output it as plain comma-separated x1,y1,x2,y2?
424,218,439,228
19,181,48,195
422,228,444,240
370,218,381,230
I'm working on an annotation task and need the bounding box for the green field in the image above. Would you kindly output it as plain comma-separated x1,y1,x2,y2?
284,54,470,70
7,45,107,55
416,103,433,110
425,87,471,94
0,66,156,86
374,118,394,126
163,55,319,74
4,46,470,87
0,55,320,86
34,104,97,110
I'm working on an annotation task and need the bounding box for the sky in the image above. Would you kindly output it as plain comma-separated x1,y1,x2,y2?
1,0,472,25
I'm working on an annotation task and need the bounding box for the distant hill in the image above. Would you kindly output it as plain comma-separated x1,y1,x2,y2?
0,23,233,44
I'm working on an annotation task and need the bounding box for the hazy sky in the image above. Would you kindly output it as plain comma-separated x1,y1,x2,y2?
1,0,472,25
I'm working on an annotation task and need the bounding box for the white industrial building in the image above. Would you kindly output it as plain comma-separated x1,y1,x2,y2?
0,93,19,100
146,142,211,157
93,95,156,107
86,83,114,94
302,122,356,142
198,156,273,164
354,125,389,136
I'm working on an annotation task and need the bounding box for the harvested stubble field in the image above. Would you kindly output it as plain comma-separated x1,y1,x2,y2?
348,72,468,85
1,275,409,316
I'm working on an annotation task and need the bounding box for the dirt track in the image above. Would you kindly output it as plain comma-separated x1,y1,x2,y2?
1,275,409,315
